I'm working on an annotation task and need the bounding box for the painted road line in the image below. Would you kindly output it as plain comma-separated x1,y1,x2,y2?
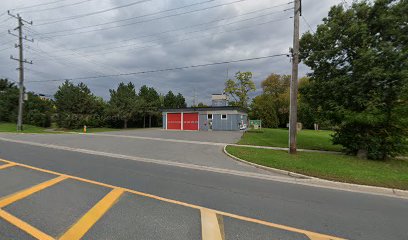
0,158,345,239
0,209,54,240
0,162,16,170
59,188,124,240
0,137,294,183
0,175,67,208
201,208,225,240
83,132,227,146
3,137,406,200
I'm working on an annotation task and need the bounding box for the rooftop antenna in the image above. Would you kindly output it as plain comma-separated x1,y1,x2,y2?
193,88,196,107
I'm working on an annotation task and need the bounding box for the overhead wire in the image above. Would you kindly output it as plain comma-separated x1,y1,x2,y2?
37,5,292,55
34,0,152,25
27,53,289,83
33,0,272,38
10,0,77,11
34,14,292,59
19,0,94,14
23,27,142,83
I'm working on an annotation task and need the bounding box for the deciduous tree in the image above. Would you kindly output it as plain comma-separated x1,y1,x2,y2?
224,71,256,109
300,0,408,159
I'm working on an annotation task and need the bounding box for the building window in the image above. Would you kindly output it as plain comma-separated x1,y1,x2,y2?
207,114,213,120
221,114,227,120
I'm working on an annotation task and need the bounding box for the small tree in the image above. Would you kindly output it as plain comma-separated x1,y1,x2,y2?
0,79,18,122
107,82,139,129
139,85,160,128
224,71,256,109
250,94,279,128
54,81,103,129
163,91,186,108
24,93,53,128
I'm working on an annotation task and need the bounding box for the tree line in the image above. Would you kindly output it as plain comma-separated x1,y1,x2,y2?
0,79,186,129
224,0,407,160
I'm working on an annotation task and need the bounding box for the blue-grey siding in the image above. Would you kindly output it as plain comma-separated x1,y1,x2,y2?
162,109,247,131
199,114,208,131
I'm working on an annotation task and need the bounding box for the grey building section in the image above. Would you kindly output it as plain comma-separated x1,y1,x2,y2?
162,106,248,131
199,114,208,131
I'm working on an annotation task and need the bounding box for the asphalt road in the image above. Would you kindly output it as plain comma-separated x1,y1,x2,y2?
0,131,407,239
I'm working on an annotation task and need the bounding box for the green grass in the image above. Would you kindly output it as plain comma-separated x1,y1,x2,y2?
226,146,408,190
0,122,50,133
239,128,342,152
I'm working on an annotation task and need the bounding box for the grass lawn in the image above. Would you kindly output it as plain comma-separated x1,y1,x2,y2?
226,146,408,190
0,122,50,133
238,128,342,152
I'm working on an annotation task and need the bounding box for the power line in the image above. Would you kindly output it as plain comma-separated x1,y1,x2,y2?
32,9,290,57
301,15,315,33
34,0,266,38
36,1,292,51
10,0,73,11
35,0,215,28
30,16,291,60
27,53,289,83
34,0,152,26
23,26,142,83
19,0,94,14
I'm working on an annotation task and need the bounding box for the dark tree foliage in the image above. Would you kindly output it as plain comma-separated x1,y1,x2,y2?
0,79,18,122
54,81,105,129
300,0,408,159
139,85,161,128
0,79,53,127
250,94,279,128
24,93,53,128
107,82,139,129
163,91,186,108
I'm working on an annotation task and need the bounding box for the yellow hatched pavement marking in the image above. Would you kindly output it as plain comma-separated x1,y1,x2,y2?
59,188,124,240
201,208,225,240
0,175,67,208
0,158,346,240
0,209,54,240
0,163,16,170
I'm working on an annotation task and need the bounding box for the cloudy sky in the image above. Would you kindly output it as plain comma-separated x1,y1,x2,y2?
0,0,342,105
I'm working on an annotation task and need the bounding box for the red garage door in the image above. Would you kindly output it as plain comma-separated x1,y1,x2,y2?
167,113,181,130
183,113,199,130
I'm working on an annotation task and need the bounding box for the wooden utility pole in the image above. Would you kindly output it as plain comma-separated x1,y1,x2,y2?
8,11,33,132
289,0,301,154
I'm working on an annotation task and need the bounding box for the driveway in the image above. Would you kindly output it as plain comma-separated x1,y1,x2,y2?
96,128,244,143
0,129,274,175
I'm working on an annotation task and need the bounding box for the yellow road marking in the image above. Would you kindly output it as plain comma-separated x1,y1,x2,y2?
306,233,338,240
0,163,16,170
0,175,67,208
59,188,124,240
0,158,345,239
201,208,225,240
0,209,54,240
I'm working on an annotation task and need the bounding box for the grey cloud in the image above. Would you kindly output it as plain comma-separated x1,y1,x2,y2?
0,0,340,104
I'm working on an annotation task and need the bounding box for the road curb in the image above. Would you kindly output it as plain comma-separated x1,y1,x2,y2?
223,145,408,199
223,145,311,179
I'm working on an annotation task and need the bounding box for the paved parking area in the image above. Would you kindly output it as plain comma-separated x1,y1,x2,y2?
95,128,244,144
0,158,344,240
0,131,271,174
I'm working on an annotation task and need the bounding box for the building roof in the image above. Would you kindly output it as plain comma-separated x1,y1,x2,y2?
161,106,247,113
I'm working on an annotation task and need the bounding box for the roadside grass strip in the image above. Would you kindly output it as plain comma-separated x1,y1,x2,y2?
0,158,345,240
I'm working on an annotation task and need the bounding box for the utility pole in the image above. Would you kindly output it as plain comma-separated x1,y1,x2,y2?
289,0,301,154
8,11,33,132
